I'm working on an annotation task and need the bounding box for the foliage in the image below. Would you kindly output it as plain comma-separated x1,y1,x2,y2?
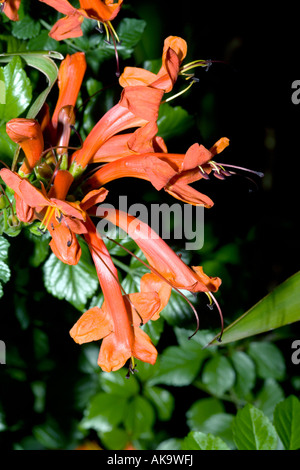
0,0,299,452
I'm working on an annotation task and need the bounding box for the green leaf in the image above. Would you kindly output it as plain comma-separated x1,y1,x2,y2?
0,235,10,298
248,342,286,381
209,271,300,345
157,103,194,141
0,235,9,260
201,356,236,396
186,397,224,430
232,404,278,450
0,123,18,162
255,378,285,420
147,345,203,387
124,396,155,438
100,369,140,398
160,289,196,326
230,350,256,398
33,418,67,450
43,239,99,310
156,438,183,451
0,51,63,119
81,393,127,432
99,428,129,451
274,395,300,450
143,385,175,421
141,316,164,345
0,56,32,122
182,431,231,450
11,16,40,40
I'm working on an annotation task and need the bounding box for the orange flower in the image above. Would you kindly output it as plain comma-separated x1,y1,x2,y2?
39,0,123,41
51,52,86,131
84,138,230,208
6,119,44,176
119,36,188,93
69,85,164,174
0,0,21,21
70,216,160,372
101,209,222,294
0,168,108,265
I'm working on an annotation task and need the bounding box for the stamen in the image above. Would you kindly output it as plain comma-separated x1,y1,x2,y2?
217,163,264,178
164,79,195,103
107,20,120,43
206,292,224,342
39,206,55,232
126,357,137,379
198,166,210,180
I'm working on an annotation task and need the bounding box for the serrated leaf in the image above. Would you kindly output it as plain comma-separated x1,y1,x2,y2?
248,342,286,381
100,369,140,398
157,103,194,141
43,240,99,310
209,271,300,346
124,396,155,438
81,393,127,433
0,235,9,260
147,345,203,387
230,350,256,398
182,431,231,450
232,404,278,450
0,56,32,122
186,397,224,430
11,16,40,40
201,356,236,396
255,378,285,420
143,385,175,421
274,395,300,450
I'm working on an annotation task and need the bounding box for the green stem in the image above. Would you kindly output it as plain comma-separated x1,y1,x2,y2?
110,256,132,273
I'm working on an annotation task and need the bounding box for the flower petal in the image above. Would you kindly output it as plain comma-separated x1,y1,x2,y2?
125,292,161,326
98,333,132,372
140,273,172,317
6,119,44,175
70,306,113,344
132,327,158,365
79,0,123,21
52,53,87,129
49,223,82,265
2,0,21,21
48,13,85,41
80,187,109,211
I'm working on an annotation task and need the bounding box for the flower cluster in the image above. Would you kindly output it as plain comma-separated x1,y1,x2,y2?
0,2,236,374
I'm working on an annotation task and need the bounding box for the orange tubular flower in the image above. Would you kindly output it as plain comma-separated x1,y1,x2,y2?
0,0,21,21
84,138,230,208
101,209,222,295
69,85,164,175
6,119,44,176
51,52,87,131
39,0,123,41
119,36,188,93
70,216,160,372
0,167,107,265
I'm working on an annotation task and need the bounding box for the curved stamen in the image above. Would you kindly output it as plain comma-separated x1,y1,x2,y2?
206,291,224,342
217,163,264,178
